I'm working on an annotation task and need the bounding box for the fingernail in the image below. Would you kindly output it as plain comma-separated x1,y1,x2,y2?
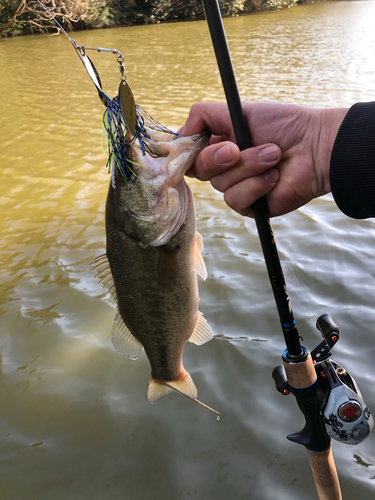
258,145,280,163
214,144,233,164
264,168,279,184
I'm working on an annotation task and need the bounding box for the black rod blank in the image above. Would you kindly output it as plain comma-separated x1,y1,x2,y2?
202,0,302,357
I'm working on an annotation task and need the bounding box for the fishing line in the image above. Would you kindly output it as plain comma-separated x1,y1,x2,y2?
35,0,123,74
34,0,180,187
275,237,332,347
256,192,325,343
268,208,332,345
34,0,72,39
271,228,316,323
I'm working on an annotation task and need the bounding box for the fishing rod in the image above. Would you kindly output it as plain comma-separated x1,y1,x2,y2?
202,2,373,499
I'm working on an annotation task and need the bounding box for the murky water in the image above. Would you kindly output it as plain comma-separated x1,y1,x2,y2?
1,2,375,499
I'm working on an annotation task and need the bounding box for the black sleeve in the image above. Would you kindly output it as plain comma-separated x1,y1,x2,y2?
329,102,375,219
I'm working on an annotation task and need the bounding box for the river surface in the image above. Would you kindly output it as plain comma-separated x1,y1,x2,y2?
1,2,375,499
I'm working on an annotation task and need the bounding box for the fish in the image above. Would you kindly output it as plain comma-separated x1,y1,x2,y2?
91,129,213,404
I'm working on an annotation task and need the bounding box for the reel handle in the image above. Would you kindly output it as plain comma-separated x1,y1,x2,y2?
311,314,340,362
316,314,339,337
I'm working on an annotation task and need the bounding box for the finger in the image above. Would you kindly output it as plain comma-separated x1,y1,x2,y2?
189,141,241,180
210,144,282,192
223,170,280,217
180,102,234,138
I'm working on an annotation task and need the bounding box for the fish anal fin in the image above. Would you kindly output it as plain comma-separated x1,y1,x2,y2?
147,371,197,404
111,310,143,360
194,232,207,280
188,311,213,345
90,254,117,303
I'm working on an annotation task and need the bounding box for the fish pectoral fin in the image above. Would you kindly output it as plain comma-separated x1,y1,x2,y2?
90,254,117,303
193,232,207,280
195,231,204,252
147,371,198,404
111,309,143,360
188,311,213,345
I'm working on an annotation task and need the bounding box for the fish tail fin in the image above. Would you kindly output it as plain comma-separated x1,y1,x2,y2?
147,371,198,404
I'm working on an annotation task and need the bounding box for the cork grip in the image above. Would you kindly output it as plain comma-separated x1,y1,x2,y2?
283,354,342,500
283,352,316,388
307,446,342,500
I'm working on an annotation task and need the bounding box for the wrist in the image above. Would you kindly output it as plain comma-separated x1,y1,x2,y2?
315,108,349,195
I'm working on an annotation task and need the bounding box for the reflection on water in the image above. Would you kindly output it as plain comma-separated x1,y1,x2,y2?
1,2,375,499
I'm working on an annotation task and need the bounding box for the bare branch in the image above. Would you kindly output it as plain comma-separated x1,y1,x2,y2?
0,0,108,36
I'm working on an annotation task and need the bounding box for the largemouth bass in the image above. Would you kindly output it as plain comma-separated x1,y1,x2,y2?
92,130,213,404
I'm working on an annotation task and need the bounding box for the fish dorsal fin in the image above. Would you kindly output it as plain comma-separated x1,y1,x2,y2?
189,311,213,345
147,371,197,404
193,232,207,280
111,309,143,360
90,254,117,303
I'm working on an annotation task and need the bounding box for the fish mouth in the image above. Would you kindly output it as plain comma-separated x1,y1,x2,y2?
186,129,211,155
114,128,210,248
129,129,211,187
135,129,210,159
183,129,211,144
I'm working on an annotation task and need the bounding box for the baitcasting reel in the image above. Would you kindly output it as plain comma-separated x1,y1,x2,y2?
273,314,373,445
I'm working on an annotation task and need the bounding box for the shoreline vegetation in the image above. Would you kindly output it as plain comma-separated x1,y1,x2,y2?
1,0,317,37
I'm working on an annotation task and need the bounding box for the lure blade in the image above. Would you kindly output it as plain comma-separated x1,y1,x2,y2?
81,54,110,106
82,54,103,91
119,80,136,136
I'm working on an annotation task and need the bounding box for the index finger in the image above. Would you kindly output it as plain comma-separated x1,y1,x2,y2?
180,102,235,138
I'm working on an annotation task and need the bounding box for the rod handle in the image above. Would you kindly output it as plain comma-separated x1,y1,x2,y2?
307,446,342,500
283,353,342,499
283,351,316,388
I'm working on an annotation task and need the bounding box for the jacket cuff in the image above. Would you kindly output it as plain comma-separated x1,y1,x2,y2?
330,102,375,219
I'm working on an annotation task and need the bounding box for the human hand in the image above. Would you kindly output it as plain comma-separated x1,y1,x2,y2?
181,102,348,217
